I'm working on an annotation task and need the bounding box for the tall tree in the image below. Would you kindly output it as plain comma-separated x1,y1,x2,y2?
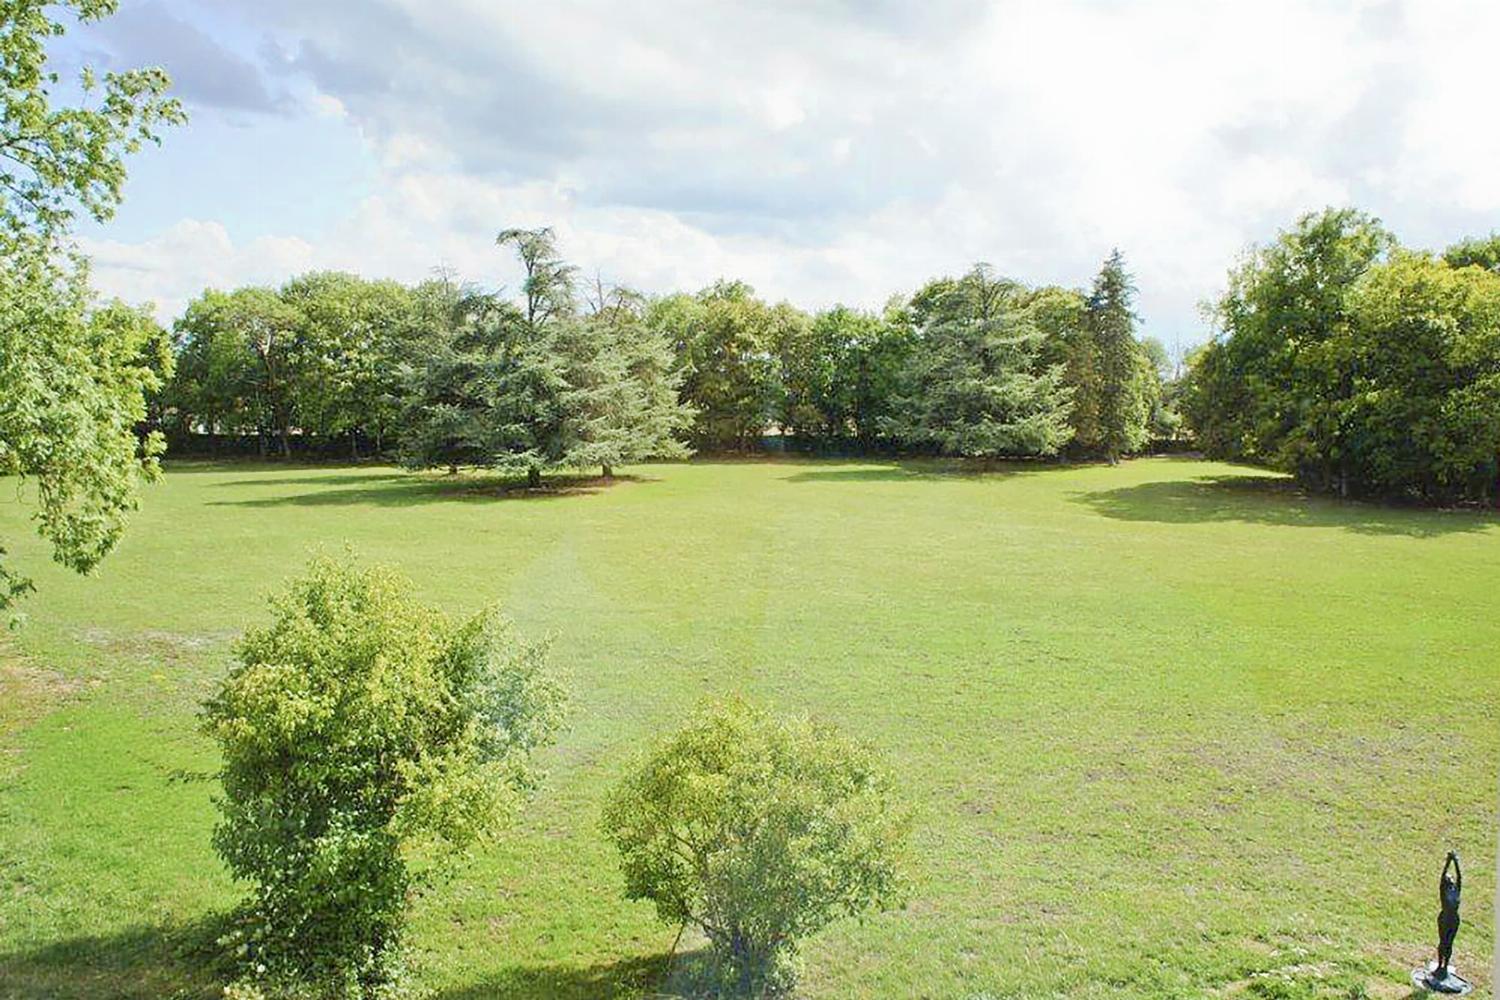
397,281,520,475
1086,250,1149,462
1188,208,1395,494
167,290,259,447
217,288,304,458
497,226,578,327
1027,285,1100,453
650,281,781,451
280,271,412,456
566,286,693,477
403,230,693,486
888,265,1074,458
837,302,914,449
0,0,183,610
489,228,582,487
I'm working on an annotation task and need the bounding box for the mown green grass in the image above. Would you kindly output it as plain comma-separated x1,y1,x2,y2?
0,458,1495,999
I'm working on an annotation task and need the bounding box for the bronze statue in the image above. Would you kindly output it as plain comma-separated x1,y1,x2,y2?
1435,852,1461,976
1412,851,1471,995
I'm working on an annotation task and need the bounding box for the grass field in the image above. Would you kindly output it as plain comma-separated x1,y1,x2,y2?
0,457,1495,999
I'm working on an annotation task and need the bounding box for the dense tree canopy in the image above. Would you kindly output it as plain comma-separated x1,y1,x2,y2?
162,251,1177,469
1185,208,1500,502
648,281,786,452
395,229,694,485
886,265,1075,457
1443,234,1500,273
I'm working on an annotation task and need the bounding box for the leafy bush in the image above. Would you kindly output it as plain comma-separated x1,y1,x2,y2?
602,698,911,997
202,554,567,998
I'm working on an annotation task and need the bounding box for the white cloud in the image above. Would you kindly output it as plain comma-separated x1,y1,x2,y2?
79,0,1500,342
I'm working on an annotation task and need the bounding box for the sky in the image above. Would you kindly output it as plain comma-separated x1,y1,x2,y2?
53,0,1500,351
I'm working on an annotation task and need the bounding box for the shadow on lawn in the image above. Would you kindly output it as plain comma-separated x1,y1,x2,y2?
1073,474,1496,538
782,458,1072,485
0,915,230,1000
208,473,650,509
432,948,713,1000
215,472,411,488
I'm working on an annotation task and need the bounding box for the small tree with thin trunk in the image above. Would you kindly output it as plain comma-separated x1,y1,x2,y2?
603,699,910,997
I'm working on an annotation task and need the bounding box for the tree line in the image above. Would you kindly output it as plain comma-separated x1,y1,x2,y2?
157,234,1177,478
1182,209,1500,504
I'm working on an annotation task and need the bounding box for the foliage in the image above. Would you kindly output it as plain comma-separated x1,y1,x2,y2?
1028,284,1101,451
1086,250,1152,461
887,265,1074,457
397,232,692,484
1339,252,1500,499
201,554,567,998
603,698,910,997
0,0,182,611
565,287,694,476
1187,208,1394,488
166,276,416,458
395,279,522,474
1443,233,1500,273
278,272,412,456
0,247,170,610
649,281,785,451
1186,208,1500,501
497,226,577,328
770,303,913,448
0,0,184,243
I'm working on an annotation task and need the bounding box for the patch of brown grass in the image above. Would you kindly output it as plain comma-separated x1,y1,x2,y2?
0,643,89,778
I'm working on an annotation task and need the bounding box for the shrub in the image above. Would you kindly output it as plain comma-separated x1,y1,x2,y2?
202,554,567,998
602,698,911,997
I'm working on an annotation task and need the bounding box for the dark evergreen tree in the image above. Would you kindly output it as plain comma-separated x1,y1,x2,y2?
396,280,519,475
569,287,693,477
1087,250,1149,462
401,231,693,486
888,265,1073,457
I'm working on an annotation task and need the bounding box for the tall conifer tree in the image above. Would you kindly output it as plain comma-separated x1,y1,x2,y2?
1087,250,1149,462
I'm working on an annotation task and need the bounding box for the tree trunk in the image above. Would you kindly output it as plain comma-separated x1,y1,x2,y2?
528,465,542,489
602,464,613,479
279,423,292,459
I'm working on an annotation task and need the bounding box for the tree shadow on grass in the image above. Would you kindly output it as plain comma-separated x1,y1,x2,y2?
163,460,386,476
207,474,651,510
1072,474,1496,538
781,457,1073,485
214,472,412,488
432,948,715,1000
0,915,231,1000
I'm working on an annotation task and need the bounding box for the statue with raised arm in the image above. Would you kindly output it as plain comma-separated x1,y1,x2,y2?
1412,851,1471,995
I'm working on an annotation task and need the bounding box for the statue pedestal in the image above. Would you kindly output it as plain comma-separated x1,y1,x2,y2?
1410,961,1472,995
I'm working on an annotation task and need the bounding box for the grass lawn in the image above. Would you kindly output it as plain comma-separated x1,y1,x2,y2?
0,457,1495,999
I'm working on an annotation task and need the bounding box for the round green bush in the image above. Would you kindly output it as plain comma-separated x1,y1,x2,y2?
202,554,567,998
603,698,911,997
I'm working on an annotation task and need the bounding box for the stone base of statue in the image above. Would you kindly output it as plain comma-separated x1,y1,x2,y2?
1410,961,1472,995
